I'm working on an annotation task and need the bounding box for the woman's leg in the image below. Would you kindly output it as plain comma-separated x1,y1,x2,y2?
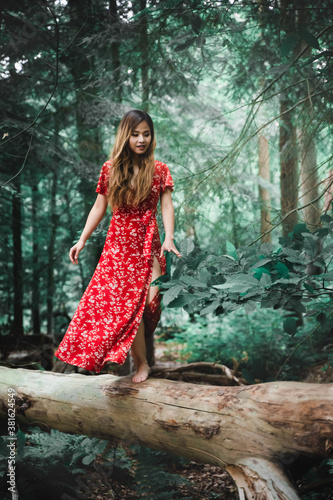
131,320,149,382
131,256,162,383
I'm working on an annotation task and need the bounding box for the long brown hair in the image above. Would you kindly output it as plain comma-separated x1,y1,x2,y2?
106,110,156,209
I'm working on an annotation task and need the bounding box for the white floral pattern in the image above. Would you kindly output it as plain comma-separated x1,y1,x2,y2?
55,160,174,372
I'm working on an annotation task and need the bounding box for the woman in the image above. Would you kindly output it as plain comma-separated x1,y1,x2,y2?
55,110,180,383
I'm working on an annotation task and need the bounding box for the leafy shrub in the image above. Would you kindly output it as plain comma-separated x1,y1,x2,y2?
157,215,333,339
0,427,130,500
0,427,208,500
161,304,332,383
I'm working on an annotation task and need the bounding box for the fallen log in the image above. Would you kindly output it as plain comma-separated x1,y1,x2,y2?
0,367,332,500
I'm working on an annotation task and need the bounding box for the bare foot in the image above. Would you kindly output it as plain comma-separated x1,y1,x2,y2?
132,363,150,383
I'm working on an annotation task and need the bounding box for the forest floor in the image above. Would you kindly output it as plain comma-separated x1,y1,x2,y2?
77,459,238,499
67,340,239,500
69,340,332,500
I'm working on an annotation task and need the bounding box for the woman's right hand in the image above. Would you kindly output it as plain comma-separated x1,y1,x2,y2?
69,240,85,265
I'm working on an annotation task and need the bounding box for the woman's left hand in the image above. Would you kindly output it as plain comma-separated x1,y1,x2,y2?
160,237,181,258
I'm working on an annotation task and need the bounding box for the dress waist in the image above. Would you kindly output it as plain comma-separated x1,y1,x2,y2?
114,206,157,262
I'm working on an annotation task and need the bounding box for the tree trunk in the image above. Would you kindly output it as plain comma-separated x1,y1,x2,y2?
109,0,122,103
64,191,86,296
230,194,239,249
133,0,149,111
298,7,320,232
258,134,272,243
299,128,320,230
323,169,333,213
1,367,332,500
46,169,57,336
11,177,24,338
279,98,299,238
31,181,41,334
279,1,299,238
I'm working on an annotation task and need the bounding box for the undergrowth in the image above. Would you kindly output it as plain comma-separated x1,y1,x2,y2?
0,426,207,500
160,306,333,383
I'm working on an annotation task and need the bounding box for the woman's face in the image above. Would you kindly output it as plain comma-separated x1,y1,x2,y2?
128,120,152,157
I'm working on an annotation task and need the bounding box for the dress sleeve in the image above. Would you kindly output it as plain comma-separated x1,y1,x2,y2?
160,162,174,193
95,161,110,196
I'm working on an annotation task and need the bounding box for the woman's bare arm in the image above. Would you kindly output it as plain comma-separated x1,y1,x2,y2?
159,189,181,258
69,194,108,265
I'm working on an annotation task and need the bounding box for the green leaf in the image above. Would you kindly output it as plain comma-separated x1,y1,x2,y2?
320,214,333,223
283,248,305,264
259,242,273,256
198,267,211,284
225,240,238,261
290,300,306,314
292,223,309,238
283,317,298,335
162,285,183,306
180,238,195,258
302,234,317,259
253,267,271,280
251,257,273,269
172,258,186,280
276,262,289,278
82,454,96,465
314,228,329,239
244,300,257,313
200,300,220,315
151,273,170,286
299,28,320,50
165,250,172,279
304,283,314,293
214,274,257,293
167,293,196,308
260,273,272,287
273,277,301,285
181,275,207,288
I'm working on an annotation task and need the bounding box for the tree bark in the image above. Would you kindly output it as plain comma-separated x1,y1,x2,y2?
299,127,320,230
279,98,299,238
323,169,333,213
258,134,272,243
47,168,58,336
279,1,299,238
298,7,320,232
230,194,240,248
109,0,122,103
11,176,24,338
133,0,149,111
1,367,332,500
31,181,41,334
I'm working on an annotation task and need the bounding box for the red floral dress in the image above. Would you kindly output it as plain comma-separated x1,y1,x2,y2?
55,160,174,373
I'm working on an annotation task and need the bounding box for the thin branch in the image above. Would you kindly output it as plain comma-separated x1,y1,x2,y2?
178,84,333,216
248,176,333,246
0,4,59,148
2,134,34,186
255,24,333,102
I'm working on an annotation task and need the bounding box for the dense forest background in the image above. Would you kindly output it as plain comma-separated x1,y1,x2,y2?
1,0,333,498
